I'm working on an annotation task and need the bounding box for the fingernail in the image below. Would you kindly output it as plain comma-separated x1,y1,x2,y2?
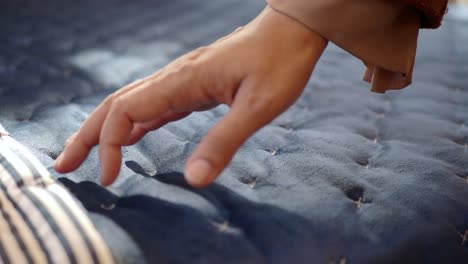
100,176,110,186
185,159,212,186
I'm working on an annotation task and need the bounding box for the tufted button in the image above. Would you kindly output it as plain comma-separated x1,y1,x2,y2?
1,1,467,262
239,176,257,189
345,186,366,209
356,159,369,168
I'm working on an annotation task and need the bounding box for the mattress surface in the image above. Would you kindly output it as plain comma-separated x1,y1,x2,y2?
1,0,467,263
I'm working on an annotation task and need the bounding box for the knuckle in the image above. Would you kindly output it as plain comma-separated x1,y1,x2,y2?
65,133,77,146
103,92,124,107
190,46,208,58
110,97,127,112
74,132,92,149
177,61,197,75
246,94,274,114
77,136,93,149
103,93,116,105
182,46,209,67
166,60,200,85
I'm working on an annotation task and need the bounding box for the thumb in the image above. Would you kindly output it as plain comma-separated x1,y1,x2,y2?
184,82,276,187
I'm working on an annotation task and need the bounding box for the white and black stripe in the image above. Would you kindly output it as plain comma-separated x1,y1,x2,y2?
0,125,114,264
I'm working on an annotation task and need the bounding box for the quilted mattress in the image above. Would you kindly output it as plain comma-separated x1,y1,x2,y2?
1,0,467,263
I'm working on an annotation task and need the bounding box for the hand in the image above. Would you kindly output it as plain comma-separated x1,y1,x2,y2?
54,6,327,187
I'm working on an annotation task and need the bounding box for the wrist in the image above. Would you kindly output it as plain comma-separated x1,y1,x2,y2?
248,6,328,59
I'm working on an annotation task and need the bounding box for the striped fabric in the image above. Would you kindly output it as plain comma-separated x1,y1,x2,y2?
0,124,114,264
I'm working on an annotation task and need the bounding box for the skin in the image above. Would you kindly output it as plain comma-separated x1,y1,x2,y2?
54,6,328,187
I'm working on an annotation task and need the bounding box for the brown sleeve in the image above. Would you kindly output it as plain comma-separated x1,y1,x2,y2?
266,0,421,93
404,0,448,28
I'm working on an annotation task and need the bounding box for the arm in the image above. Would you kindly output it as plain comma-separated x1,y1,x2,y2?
55,0,448,188
54,6,328,187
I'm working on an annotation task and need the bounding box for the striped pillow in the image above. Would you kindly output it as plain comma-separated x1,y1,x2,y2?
0,125,114,264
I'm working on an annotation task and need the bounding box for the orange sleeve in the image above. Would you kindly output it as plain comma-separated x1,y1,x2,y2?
267,0,421,93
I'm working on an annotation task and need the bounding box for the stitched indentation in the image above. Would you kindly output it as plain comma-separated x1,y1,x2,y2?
454,172,467,182
356,130,378,141
345,186,367,208
278,124,295,133
265,148,279,156
174,136,189,144
451,138,466,147
356,159,369,168
239,176,257,189
43,149,60,160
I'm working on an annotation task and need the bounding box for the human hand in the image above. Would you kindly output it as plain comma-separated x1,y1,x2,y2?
54,6,327,187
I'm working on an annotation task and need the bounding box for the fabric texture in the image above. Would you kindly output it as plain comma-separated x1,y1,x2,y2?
0,124,114,264
1,1,467,263
266,0,433,93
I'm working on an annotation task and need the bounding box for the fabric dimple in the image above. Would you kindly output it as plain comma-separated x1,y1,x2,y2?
1,1,467,263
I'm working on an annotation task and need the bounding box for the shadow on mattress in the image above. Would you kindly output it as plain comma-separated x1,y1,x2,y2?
58,172,465,264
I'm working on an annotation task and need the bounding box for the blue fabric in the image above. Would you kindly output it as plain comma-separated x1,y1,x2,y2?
1,1,467,263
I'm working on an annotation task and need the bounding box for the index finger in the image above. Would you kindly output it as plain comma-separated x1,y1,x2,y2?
54,79,145,173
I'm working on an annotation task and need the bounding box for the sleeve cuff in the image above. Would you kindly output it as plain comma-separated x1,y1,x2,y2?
267,0,420,93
